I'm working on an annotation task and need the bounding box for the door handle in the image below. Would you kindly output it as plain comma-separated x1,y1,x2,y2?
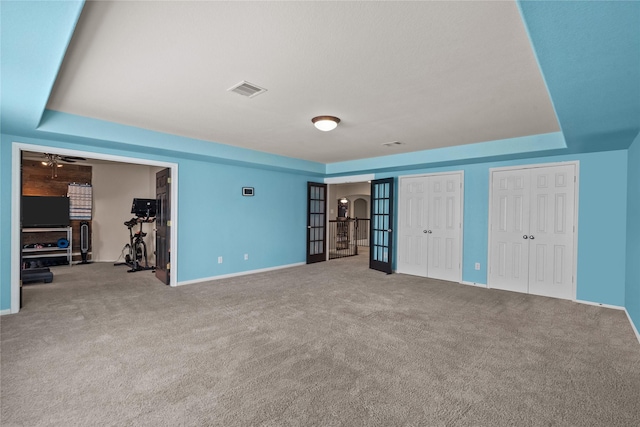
523,235,528,239
388,229,392,232
529,235,535,240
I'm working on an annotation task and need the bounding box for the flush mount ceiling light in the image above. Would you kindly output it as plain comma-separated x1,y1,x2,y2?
312,116,340,132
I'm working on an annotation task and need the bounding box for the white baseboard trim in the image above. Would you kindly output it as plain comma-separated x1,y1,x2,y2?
625,309,640,345
176,262,306,286
574,300,638,345
0,309,12,316
574,299,625,311
461,281,487,288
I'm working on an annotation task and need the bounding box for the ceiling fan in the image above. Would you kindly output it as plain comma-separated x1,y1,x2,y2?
41,153,87,178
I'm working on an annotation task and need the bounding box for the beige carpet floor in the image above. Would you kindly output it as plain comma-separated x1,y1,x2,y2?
2,256,639,426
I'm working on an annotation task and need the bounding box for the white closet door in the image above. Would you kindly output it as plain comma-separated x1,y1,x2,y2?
489,169,531,294
398,172,463,281
489,163,577,300
427,173,462,282
397,177,428,277
528,165,576,299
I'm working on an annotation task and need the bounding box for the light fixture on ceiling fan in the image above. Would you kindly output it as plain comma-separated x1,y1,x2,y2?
41,153,86,179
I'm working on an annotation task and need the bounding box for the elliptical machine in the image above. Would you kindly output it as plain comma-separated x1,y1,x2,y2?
115,198,156,273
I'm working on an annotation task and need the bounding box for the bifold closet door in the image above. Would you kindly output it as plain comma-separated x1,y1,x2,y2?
489,164,576,300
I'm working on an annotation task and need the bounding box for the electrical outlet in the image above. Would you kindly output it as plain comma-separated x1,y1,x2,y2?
218,256,223,264
475,262,480,270
244,254,249,260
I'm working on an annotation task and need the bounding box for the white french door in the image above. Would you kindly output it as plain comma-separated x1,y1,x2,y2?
398,172,463,282
489,163,577,300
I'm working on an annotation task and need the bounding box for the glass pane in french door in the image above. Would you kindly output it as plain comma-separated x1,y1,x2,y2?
370,178,394,273
307,182,327,264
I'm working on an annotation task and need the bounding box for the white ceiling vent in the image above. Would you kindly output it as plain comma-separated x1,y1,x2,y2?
382,141,403,147
227,81,267,98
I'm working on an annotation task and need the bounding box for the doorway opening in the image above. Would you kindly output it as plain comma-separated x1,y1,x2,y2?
327,180,372,262
308,174,396,274
10,142,178,314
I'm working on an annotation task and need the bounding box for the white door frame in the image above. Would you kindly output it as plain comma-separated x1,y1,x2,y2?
10,142,179,314
397,170,464,282
487,160,580,300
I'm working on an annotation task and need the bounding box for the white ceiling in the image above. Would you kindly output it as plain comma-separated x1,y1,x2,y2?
47,0,559,164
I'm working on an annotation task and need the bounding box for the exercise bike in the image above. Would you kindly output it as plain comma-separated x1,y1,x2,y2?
115,217,155,272
115,198,157,273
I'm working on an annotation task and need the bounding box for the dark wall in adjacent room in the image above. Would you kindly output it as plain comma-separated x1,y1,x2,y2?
21,160,92,261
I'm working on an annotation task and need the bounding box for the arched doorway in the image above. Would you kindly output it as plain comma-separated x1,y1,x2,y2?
354,198,367,219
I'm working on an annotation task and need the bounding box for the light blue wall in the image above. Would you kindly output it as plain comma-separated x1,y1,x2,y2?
0,1,84,133
376,150,628,306
0,133,317,310
626,134,640,332
177,160,311,281
518,0,640,152
1,0,638,331
1,132,630,312
37,111,326,176
576,151,628,306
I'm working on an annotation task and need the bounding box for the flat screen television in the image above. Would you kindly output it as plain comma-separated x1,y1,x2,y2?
22,196,70,228
131,198,157,218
